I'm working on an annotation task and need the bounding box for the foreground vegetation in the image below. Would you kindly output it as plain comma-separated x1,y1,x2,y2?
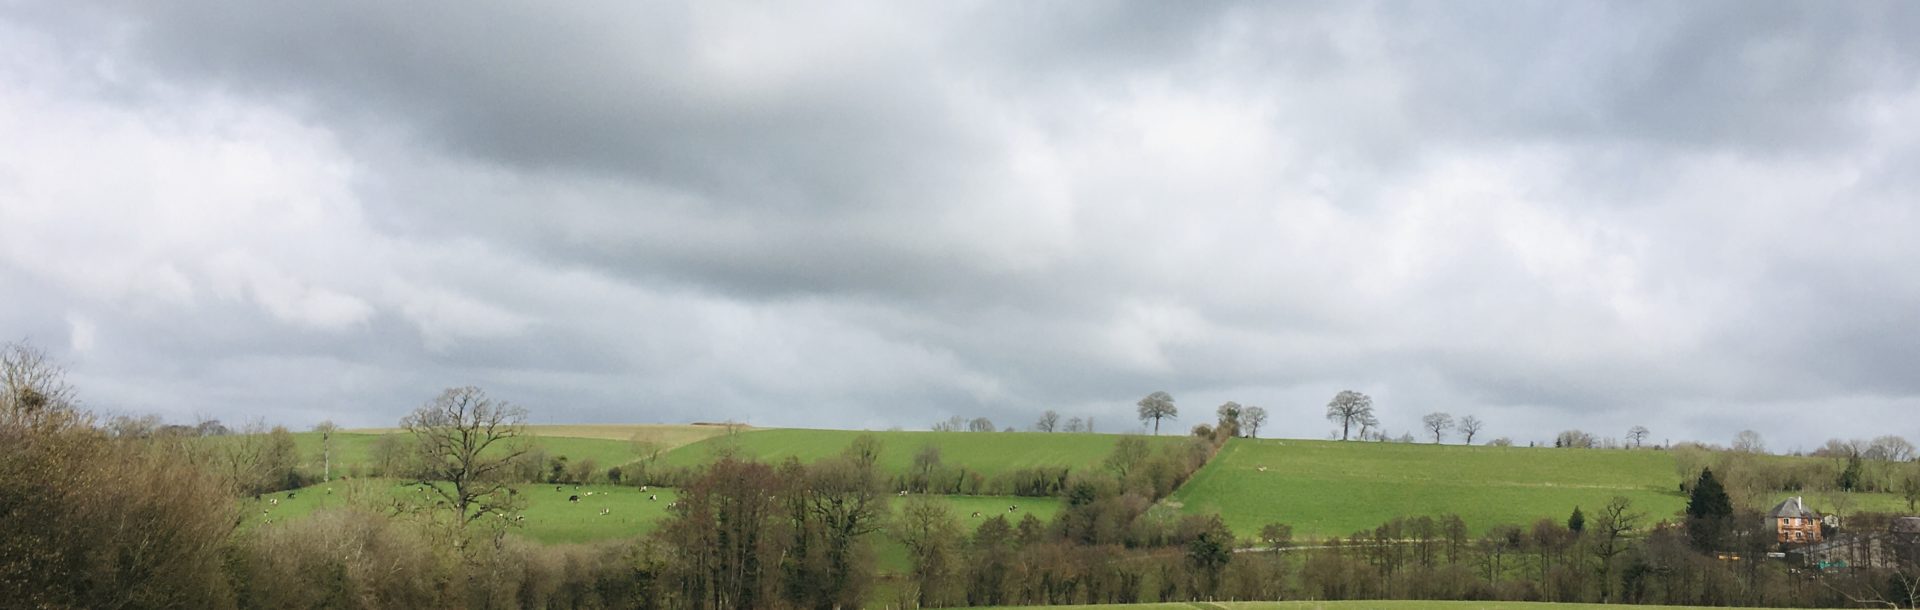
981,602,1783,610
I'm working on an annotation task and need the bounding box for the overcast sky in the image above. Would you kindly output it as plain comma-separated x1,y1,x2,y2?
3,2,1917,449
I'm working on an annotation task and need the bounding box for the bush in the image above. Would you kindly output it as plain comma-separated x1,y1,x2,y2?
0,426,238,609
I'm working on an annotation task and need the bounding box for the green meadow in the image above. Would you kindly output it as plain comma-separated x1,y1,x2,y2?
1171,437,1911,540
659,428,1185,477
210,430,650,475
1172,438,1688,540
246,478,1060,546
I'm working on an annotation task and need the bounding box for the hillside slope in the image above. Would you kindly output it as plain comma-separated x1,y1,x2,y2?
1173,437,1689,539
659,428,1187,477
1171,437,1914,540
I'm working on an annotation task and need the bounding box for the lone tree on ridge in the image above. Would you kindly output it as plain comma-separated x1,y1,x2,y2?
1137,391,1178,435
1324,390,1374,441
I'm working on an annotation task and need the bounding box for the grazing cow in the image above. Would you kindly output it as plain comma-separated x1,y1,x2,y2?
648,495,658,501
599,508,611,516
556,486,563,492
515,515,526,522
269,499,279,506
1256,466,1268,473
1008,505,1018,512
585,491,594,497
262,509,269,515
666,502,678,509
897,490,908,497
640,486,648,492
287,492,296,499
568,495,580,503
971,511,981,518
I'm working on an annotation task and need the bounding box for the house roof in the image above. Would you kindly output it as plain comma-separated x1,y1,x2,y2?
1769,496,1819,520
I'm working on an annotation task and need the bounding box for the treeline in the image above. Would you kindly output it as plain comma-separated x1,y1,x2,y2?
1674,442,1920,511
641,424,1239,609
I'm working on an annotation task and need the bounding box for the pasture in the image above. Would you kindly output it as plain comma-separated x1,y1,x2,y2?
1172,438,1688,540
1172,437,1912,541
242,479,681,544
659,428,1186,477
244,478,1060,546
211,430,653,477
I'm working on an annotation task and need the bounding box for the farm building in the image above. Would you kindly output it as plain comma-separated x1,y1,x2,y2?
1767,496,1823,545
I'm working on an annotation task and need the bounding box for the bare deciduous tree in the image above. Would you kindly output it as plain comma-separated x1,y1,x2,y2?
1591,496,1645,603
1422,412,1454,444
1458,415,1483,445
1063,416,1085,433
1034,410,1059,433
931,415,966,432
313,420,339,482
1,340,80,429
1136,391,1177,435
967,417,995,433
1325,390,1374,441
1627,426,1650,448
401,386,530,529
1241,406,1268,439
1867,435,1915,462
1732,429,1766,454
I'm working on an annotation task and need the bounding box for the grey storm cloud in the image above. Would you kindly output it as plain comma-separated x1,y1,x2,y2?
2,1,1918,449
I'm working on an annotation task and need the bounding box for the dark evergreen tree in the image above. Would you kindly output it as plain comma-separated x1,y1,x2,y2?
1838,454,1864,492
1685,467,1733,551
1567,506,1585,533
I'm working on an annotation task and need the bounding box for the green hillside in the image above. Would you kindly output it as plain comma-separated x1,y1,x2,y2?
207,431,647,475
1173,438,1688,540
659,428,1187,477
1172,437,1913,540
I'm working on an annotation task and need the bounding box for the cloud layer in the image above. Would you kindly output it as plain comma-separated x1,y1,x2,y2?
3,2,1918,449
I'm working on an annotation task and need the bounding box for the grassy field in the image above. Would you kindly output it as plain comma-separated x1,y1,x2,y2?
982,602,1778,610
347,424,733,451
659,428,1185,477
243,480,681,543
1172,438,1913,541
1167,435,1666,540
1174,438,1685,540
209,430,651,476
245,478,1060,545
